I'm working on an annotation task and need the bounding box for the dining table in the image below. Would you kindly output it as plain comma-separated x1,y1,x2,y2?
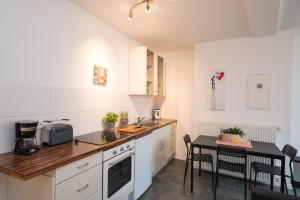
190,135,286,193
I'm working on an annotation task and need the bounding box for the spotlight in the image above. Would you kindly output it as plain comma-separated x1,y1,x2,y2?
128,10,133,21
128,0,154,20
146,4,151,13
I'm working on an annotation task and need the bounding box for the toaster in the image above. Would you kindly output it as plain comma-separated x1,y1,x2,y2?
42,123,73,146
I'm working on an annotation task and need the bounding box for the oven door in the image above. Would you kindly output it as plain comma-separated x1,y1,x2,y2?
103,149,135,200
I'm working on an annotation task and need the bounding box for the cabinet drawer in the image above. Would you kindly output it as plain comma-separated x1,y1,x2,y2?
86,190,102,200
56,165,102,200
55,152,102,184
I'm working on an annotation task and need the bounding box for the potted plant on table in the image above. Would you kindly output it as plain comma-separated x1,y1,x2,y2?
102,112,119,132
218,127,246,143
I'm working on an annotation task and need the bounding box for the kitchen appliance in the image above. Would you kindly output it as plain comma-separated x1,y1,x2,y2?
152,109,161,120
41,123,73,146
14,120,39,155
134,134,153,200
103,140,135,200
74,131,129,146
75,131,134,200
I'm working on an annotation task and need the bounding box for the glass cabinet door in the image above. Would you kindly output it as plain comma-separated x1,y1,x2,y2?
146,50,155,95
157,55,165,96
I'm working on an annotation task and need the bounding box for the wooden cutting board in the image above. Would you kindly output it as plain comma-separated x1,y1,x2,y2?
117,126,148,133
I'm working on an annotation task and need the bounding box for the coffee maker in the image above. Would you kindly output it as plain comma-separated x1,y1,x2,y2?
14,120,39,155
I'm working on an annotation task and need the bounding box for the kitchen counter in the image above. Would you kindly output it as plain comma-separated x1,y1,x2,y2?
0,119,176,181
0,141,102,180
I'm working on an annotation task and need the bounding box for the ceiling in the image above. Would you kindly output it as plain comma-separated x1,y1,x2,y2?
70,0,300,52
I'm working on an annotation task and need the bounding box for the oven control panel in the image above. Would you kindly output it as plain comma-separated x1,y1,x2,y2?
103,140,135,161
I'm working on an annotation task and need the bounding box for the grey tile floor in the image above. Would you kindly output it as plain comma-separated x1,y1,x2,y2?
139,159,299,200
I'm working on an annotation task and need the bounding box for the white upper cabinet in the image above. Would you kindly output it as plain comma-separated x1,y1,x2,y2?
129,47,165,96
157,55,166,96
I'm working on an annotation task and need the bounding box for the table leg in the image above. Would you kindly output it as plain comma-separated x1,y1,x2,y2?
270,158,274,190
199,148,202,176
191,145,194,193
281,157,285,193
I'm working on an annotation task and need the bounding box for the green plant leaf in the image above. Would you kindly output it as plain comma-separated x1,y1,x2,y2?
102,112,119,123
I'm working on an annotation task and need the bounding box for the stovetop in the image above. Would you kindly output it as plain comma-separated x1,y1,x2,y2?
74,131,129,146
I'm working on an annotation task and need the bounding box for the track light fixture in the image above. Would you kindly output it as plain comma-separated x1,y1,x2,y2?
128,0,154,20
146,3,151,13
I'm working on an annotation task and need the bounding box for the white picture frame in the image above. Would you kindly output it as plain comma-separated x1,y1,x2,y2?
210,70,226,111
247,74,271,110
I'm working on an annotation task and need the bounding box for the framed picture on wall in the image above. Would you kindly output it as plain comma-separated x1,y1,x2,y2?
247,74,271,110
210,70,225,111
93,65,107,85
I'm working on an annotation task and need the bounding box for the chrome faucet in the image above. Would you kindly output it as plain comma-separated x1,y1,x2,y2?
136,117,145,128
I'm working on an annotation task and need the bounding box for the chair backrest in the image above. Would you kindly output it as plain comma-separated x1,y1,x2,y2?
217,146,247,160
282,144,297,161
183,134,192,153
216,146,247,173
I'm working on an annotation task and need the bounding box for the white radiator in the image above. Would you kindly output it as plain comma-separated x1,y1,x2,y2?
197,122,277,184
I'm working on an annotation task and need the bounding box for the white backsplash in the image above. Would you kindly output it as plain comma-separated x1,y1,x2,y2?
0,82,154,153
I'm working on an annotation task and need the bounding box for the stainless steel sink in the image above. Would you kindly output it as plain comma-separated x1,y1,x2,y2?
141,120,160,127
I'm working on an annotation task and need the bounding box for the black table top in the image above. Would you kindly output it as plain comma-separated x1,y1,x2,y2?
192,135,285,160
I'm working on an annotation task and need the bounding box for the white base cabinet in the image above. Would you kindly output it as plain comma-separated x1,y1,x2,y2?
134,134,153,200
152,123,176,176
7,152,103,200
7,175,55,200
55,165,102,200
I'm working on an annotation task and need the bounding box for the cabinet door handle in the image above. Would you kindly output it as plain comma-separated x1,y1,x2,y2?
77,184,89,192
76,162,89,170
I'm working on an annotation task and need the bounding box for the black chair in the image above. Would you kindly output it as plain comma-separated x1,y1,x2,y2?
183,134,214,190
249,144,298,196
214,146,248,200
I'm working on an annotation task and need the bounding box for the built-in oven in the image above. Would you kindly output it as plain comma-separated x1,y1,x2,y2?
103,140,135,200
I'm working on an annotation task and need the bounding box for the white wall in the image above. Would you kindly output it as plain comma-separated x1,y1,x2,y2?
0,1,154,199
160,32,296,161
291,31,300,154
193,32,294,149
157,50,194,159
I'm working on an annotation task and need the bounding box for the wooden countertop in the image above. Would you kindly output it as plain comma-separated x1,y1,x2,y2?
0,142,102,180
0,119,176,181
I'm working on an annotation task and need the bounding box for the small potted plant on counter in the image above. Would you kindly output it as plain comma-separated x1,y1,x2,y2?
102,112,119,132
